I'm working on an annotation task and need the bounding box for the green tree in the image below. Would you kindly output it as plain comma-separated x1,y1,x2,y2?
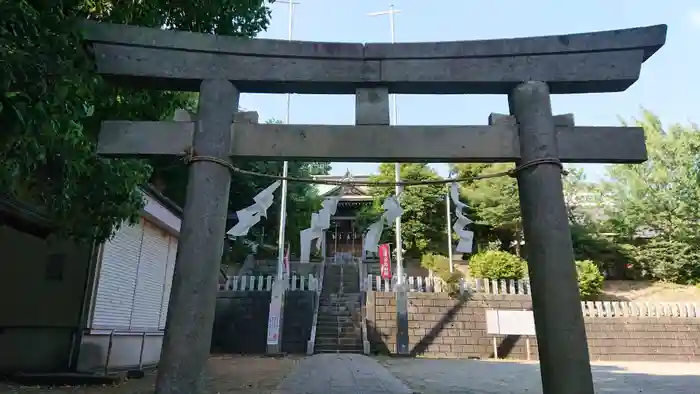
450,164,521,253
602,110,700,242
599,110,700,283
363,163,447,258
1,1,273,243
450,164,604,257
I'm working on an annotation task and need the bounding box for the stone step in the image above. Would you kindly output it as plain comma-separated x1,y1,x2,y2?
319,293,361,298
316,317,357,324
319,299,360,305
318,301,360,307
316,314,357,320
315,321,358,329
315,320,358,328
315,321,359,329
318,303,360,310
315,328,359,337
315,336,362,346
314,343,364,353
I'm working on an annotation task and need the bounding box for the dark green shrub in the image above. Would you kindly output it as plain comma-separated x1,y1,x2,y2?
468,251,528,280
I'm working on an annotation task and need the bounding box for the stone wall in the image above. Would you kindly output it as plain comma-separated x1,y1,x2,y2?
211,290,316,355
211,291,271,354
282,291,316,354
366,292,700,361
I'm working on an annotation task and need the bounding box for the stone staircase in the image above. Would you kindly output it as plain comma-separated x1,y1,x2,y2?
313,263,364,353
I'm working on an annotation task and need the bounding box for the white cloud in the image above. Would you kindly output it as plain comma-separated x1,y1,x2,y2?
689,9,700,27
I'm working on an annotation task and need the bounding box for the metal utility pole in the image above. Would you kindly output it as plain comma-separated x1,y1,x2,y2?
446,191,454,273
367,4,404,284
276,0,299,280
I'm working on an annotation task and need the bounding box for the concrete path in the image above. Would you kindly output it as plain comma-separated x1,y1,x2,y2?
273,354,414,394
380,358,700,394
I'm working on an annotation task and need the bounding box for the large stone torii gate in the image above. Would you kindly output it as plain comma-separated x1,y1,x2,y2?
82,22,666,394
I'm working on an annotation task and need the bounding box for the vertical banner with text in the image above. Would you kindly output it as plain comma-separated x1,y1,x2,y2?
379,243,392,280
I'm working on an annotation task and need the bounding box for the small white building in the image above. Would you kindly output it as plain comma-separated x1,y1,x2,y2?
0,186,181,374
76,187,181,372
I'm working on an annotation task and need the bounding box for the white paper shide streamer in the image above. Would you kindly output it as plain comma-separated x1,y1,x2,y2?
227,181,281,237
362,196,404,253
299,197,340,263
450,183,474,253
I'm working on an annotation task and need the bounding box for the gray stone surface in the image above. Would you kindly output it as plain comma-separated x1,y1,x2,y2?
82,22,666,94
274,354,413,394
355,87,390,125
154,80,239,394
381,358,700,394
510,81,594,393
97,121,646,164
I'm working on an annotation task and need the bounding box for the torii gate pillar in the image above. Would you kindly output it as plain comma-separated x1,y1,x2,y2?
156,79,239,394
510,81,594,394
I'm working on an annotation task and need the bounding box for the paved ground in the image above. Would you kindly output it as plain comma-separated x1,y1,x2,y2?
380,358,700,394
274,354,413,394
5,355,699,393
0,356,302,394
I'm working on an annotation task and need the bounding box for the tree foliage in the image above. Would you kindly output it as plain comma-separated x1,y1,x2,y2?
449,164,521,252
575,260,605,300
1,0,274,243
599,110,700,283
362,163,447,258
449,163,595,256
602,110,700,242
1,0,329,254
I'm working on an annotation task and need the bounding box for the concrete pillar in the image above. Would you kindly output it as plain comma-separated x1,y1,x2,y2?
509,81,594,394
155,79,238,394
266,279,286,355
355,86,409,355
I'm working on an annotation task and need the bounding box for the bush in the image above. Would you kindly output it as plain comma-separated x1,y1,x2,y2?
575,260,605,299
468,251,528,280
420,253,451,273
420,253,463,296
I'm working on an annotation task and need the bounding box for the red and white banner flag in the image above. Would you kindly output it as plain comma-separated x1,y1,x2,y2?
379,243,392,280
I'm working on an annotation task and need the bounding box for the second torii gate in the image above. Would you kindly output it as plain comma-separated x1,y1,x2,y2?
82,21,666,394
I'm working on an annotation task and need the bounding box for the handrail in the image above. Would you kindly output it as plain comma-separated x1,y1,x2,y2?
358,258,370,355
306,237,327,355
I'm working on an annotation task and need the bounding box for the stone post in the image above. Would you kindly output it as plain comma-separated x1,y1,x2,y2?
266,278,286,355
155,79,238,394
509,81,594,394
355,86,409,356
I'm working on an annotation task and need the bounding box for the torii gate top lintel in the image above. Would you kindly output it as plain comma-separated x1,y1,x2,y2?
81,21,667,95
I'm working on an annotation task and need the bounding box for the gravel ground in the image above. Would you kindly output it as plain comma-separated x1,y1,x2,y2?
0,355,303,394
380,358,700,394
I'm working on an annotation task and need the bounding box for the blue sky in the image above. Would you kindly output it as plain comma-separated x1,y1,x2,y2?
238,0,700,181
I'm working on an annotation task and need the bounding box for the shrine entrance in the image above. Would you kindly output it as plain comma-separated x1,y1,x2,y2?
83,20,666,394
314,172,372,263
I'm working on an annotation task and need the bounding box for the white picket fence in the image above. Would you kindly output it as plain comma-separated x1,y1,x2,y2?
581,300,699,318
219,274,318,292
366,275,700,319
366,275,531,295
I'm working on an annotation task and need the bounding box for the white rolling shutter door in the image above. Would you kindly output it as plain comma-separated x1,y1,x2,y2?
130,221,170,330
159,237,178,329
92,223,144,329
